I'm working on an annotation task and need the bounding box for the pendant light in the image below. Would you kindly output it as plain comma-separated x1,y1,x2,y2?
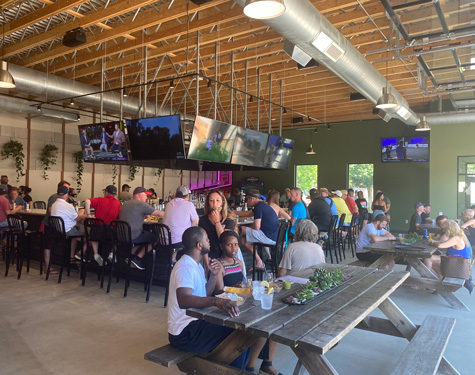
415,115,430,131
243,0,286,20
306,128,317,155
0,22,15,89
376,52,396,109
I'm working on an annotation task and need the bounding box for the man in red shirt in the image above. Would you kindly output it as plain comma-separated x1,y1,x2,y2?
341,189,358,216
84,185,121,265
0,184,24,228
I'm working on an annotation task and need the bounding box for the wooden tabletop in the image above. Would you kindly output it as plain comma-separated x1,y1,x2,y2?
419,224,441,233
364,239,438,258
187,264,409,355
20,209,46,216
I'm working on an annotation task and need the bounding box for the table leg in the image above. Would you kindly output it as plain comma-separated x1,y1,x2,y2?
178,357,249,375
379,297,460,375
407,258,469,311
292,347,338,375
205,330,258,364
293,360,308,375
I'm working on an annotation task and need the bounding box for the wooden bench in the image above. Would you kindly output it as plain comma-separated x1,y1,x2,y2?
348,259,370,267
442,277,465,289
389,314,455,375
144,344,194,367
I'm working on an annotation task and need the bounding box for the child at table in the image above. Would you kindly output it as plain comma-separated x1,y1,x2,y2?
214,231,245,293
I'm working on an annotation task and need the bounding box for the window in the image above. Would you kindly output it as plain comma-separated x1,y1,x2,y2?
296,165,318,204
458,157,475,218
348,164,374,204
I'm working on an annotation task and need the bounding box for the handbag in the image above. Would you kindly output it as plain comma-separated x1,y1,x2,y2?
440,256,471,279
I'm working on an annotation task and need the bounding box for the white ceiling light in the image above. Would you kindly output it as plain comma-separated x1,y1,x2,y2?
470,57,475,70
396,106,411,120
243,0,286,20
0,61,15,89
311,31,344,62
376,87,398,109
415,115,430,131
305,144,316,155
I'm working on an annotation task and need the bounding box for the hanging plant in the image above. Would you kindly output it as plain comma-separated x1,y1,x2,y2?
128,165,139,181
73,151,84,194
112,165,119,187
39,144,59,180
153,168,163,186
1,140,25,182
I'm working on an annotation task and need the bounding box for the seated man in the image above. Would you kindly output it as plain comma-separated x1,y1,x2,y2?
356,214,395,269
7,186,26,207
278,219,325,277
119,186,164,269
168,226,249,369
421,204,433,224
0,184,24,228
240,190,279,269
331,190,352,225
408,202,424,233
51,186,87,261
289,187,307,236
308,189,332,235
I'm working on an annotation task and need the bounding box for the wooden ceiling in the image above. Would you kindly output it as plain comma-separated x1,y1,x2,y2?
1,0,474,129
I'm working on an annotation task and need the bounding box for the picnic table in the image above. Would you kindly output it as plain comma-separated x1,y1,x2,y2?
364,239,469,311
145,264,459,375
419,223,441,234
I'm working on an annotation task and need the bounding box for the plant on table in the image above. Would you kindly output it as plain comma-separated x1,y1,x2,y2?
1,140,25,182
39,144,59,180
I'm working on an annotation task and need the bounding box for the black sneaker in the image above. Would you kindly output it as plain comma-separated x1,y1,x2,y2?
130,256,145,270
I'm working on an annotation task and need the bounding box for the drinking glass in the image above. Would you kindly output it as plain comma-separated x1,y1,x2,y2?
260,290,274,310
252,281,262,301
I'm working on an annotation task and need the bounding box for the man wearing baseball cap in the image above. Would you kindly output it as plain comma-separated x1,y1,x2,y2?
0,184,23,228
119,184,132,202
163,185,199,255
84,185,121,266
119,186,164,269
409,202,425,233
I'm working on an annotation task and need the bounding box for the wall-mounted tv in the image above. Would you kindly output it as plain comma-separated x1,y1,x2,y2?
381,136,429,162
187,116,237,163
231,127,269,167
127,115,185,160
264,135,294,170
78,120,130,163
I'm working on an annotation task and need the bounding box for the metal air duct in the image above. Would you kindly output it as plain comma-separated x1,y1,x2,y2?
235,0,419,125
425,111,475,126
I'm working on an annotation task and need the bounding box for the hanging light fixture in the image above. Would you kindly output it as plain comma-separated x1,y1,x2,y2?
376,52,397,109
122,89,128,97
0,61,15,88
415,115,430,131
243,0,286,20
305,128,316,155
170,80,175,89
69,98,75,106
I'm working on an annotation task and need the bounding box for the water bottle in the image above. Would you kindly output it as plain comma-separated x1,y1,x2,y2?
423,229,428,238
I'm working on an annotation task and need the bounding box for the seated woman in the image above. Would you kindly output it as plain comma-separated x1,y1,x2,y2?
461,208,475,247
371,192,387,220
428,220,473,291
278,219,325,277
267,190,291,220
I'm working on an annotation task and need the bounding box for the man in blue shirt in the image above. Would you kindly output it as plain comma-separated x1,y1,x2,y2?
99,127,109,153
290,187,307,235
240,189,279,269
356,214,395,268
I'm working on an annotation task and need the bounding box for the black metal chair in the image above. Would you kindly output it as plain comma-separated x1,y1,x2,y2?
252,221,290,281
322,215,338,264
83,218,109,287
33,201,46,209
109,220,155,302
148,223,173,307
335,213,346,262
47,216,84,283
343,212,358,258
358,209,368,233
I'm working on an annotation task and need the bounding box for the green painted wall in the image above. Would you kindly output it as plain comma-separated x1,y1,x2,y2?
234,119,430,232
430,122,475,220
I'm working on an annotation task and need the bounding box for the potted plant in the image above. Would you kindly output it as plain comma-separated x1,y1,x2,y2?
39,144,59,180
1,140,25,182
73,151,84,194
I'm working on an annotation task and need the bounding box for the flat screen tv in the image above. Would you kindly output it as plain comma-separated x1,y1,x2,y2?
78,120,130,163
264,135,294,170
231,127,269,167
187,116,237,163
127,115,185,160
381,136,429,162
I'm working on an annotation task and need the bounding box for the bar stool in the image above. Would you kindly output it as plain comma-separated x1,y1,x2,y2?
47,216,84,283
322,215,338,264
0,226,11,261
148,223,173,306
33,201,46,209
83,218,109,287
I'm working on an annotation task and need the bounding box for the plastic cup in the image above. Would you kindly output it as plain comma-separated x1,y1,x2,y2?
398,234,404,242
252,281,262,301
260,291,274,310
283,280,291,290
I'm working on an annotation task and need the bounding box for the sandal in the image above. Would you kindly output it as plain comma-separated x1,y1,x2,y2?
259,361,283,375
246,366,258,374
48,268,58,275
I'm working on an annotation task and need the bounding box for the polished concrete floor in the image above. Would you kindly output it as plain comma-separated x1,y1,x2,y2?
0,257,473,375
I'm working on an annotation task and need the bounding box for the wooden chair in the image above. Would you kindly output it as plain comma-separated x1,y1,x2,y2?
33,201,46,209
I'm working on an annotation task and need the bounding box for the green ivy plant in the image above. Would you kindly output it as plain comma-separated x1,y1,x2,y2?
153,168,163,186
73,151,84,194
39,144,59,180
128,166,139,181
1,140,25,182
112,165,119,187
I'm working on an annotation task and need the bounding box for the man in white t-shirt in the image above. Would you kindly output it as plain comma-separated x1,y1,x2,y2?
356,214,395,268
167,226,250,369
51,185,87,260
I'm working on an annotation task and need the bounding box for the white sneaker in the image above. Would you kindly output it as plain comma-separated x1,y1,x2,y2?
107,252,116,262
94,254,104,267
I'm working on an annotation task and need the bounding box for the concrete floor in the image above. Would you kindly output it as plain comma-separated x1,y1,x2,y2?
0,258,473,375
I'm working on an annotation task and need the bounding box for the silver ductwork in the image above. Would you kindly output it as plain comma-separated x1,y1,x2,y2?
425,111,475,126
7,64,181,119
235,0,419,125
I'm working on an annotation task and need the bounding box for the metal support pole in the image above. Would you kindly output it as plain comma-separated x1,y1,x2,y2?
100,58,104,123
155,82,158,116
279,80,283,137
196,31,200,116
230,51,234,124
244,60,248,128
268,73,272,133
143,45,148,118
120,66,124,120
257,67,260,131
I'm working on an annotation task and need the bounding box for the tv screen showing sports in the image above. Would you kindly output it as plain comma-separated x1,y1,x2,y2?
187,116,237,163
127,115,185,160
78,120,130,163
264,135,294,169
381,136,429,162
231,127,269,167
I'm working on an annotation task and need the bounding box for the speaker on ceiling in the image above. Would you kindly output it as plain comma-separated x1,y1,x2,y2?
63,28,86,48
190,0,214,5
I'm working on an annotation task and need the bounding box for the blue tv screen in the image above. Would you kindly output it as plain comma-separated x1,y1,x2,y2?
381,136,429,162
